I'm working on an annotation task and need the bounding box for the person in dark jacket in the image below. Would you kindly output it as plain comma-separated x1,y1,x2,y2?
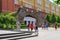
35,25,38,35
45,23,49,30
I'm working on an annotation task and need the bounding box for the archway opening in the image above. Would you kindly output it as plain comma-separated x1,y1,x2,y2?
24,15,36,27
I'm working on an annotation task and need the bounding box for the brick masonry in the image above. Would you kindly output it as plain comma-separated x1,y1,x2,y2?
0,0,2,12
0,0,19,13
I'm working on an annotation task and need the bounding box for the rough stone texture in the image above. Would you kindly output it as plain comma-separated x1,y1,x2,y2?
16,7,46,27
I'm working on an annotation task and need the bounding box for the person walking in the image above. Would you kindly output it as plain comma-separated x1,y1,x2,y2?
45,22,49,30
54,24,58,30
42,22,45,29
28,23,30,31
44,22,46,29
16,21,20,32
29,23,33,32
35,25,38,35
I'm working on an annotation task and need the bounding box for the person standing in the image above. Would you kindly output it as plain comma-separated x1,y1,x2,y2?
42,23,45,29
54,24,58,30
27,21,30,31
45,22,49,30
29,23,33,32
28,23,30,31
44,22,46,29
16,21,20,32
35,25,38,35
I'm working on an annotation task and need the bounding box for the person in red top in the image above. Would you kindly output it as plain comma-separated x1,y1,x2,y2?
29,23,33,32
54,24,58,30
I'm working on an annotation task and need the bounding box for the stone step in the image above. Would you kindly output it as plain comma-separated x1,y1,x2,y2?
9,34,38,40
0,31,37,40
0,31,34,36
0,33,31,39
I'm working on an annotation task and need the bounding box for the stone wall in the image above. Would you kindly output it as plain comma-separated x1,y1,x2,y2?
16,7,46,27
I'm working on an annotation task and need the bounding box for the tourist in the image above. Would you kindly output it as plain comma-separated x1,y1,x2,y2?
16,21,20,32
42,22,45,29
35,25,38,35
29,23,33,32
28,23,30,31
45,22,49,30
54,24,58,30
43,21,46,29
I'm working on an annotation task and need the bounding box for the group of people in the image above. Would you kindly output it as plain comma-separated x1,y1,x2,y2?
41,22,49,30
28,22,38,34
41,22,58,30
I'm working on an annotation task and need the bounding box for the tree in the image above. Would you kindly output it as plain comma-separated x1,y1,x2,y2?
54,0,60,5
57,16,60,23
56,0,60,3
51,14,56,23
46,14,51,23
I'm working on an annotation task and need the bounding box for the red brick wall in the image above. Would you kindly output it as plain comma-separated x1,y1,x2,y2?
7,0,15,12
0,0,2,12
2,0,8,13
2,0,19,13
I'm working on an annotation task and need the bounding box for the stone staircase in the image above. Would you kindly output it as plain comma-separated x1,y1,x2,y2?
0,31,38,40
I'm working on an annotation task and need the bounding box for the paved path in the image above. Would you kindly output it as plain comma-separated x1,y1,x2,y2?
20,28,60,40
0,28,60,40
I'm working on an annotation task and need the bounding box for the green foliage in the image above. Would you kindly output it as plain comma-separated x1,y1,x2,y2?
54,0,60,5
3,24,7,29
57,16,60,23
46,13,60,27
46,14,56,23
0,12,17,30
21,23,27,29
46,14,51,22
51,14,56,23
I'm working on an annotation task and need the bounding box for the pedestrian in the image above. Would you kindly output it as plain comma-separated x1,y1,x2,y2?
34,23,36,32
35,25,38,35
28,23,30,31
29,23,33,32
16,21,20,32
54,24,58,30
45,22,49,30
42,23,45,29
44,22,46,29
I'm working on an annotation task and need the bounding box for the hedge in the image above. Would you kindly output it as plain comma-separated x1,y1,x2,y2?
0,12,17,30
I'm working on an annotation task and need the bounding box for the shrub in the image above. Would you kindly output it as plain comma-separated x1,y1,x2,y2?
21,23,28,29
51,14,56,23
3,24,7,29
46,14,51,22
57,16,60,23
0,12,17,30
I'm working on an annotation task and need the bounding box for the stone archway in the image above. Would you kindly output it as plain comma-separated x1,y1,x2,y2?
16,7,45,27
24,15,36,27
